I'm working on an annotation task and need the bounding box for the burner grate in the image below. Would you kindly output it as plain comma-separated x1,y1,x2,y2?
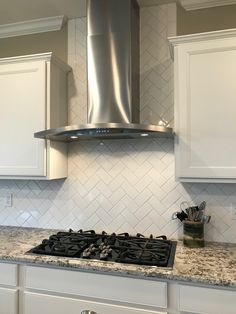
28,230,176,268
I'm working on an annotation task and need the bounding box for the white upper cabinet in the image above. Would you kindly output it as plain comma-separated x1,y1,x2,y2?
0,52,70,180
169,29,236,182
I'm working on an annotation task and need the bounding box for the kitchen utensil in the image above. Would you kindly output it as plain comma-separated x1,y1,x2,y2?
201,215,211,224
198,201,206,211
81,311,97,314
188,201,206,221
180,201,190,214
177,211,188,221
172,211,188,221
177,201,207,222
172,211,179,220
187,207,193,220
188,206,199,221
197,210,204,222
194,209,202,222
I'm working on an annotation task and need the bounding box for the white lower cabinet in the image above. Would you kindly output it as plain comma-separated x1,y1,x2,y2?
178,284,236,314
0,287,18,314
1,262,236,314
0,263,17,286
24,266,167,309
23,266,167,314
0,263,18,314
23,292,165,314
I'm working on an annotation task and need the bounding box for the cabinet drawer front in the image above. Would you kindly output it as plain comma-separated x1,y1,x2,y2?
0,263,17,286
24,266,167,308
0,287,18,314
24,292,166,314
179,284,236,314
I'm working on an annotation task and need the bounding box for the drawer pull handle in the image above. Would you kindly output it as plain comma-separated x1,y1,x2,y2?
81,311,97,314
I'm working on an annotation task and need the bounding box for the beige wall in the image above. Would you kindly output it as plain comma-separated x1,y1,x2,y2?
177,4,236,35
0,24,67,62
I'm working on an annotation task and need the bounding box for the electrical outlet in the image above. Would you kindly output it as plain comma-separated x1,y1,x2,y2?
5,193,13,207
231,204,236,220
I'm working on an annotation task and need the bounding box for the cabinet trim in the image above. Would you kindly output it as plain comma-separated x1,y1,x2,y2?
0,52,71,72
0,16,66,39
169,28,236,58
179,0,236,11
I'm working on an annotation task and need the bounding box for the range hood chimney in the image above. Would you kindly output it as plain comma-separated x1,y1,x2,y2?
34,0,173,142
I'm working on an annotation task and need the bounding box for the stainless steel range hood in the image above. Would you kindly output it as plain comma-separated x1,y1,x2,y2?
34,0,173,142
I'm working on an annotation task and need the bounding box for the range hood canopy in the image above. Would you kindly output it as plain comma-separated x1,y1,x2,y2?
35,123,172,142
34,0,173,142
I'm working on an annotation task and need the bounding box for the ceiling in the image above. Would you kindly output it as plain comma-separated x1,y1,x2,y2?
0,0,175,25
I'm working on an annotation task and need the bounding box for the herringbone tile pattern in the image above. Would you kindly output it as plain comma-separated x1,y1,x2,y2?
0,5,236,243
68,18,87,124
140,4,175,127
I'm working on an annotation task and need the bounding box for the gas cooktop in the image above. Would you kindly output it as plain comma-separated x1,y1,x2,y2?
29,229,177,268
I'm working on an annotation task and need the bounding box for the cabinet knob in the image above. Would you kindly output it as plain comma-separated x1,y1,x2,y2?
81,311,97,314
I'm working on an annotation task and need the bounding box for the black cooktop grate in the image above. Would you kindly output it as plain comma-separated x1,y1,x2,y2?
28,230,177,268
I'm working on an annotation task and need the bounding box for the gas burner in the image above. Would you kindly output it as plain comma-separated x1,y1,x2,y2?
117,249,169,266
29,230,176,268
53,243,66,252
82,244,97,258
100,247,112,260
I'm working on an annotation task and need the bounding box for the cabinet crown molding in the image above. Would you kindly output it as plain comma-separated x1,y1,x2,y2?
0,52,71,73
179,0,236,11
168,28,236,58
0,16,66,39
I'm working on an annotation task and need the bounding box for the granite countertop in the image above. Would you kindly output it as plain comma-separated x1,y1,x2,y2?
0,226,235,288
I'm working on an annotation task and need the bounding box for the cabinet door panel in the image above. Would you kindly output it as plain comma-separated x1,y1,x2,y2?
0,60,46,176
179,284,236,314
0,288,18,314
175,37,236,180
0,263,17,286
24,266,167,308
23,292,165,314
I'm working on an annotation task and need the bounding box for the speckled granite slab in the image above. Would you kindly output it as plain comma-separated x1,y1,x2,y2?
0,226,235,288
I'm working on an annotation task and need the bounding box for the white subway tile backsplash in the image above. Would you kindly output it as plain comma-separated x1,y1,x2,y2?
135,202,153,221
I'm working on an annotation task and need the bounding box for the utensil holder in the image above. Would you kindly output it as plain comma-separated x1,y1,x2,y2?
183,221,204,248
